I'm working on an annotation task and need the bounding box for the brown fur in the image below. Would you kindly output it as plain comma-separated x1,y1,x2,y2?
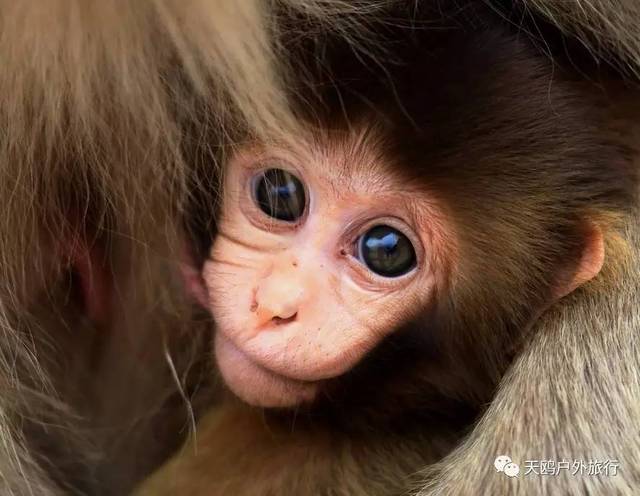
136,3,640,496
418,225,640,495
138,398,454,496
0,1,342,494
530,0,640,77
1,1,639,495
416,103,640,495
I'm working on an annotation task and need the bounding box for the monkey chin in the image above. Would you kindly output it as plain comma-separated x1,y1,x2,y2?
214,332,319,408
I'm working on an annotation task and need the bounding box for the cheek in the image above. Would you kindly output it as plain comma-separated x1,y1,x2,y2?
202,258,254,331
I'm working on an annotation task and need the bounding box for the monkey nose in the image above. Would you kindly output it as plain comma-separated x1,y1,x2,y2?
252,277,303,328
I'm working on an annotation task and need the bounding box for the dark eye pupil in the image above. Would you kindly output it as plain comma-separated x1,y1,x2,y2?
253,168,306,221
358,225,416,277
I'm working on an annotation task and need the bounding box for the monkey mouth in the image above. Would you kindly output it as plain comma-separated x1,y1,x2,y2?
214,332,320,408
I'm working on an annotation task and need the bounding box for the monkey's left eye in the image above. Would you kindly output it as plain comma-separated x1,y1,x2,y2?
252,168,306,222
356,225,417,278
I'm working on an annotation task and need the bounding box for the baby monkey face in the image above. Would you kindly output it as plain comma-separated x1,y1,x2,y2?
202,134,449,408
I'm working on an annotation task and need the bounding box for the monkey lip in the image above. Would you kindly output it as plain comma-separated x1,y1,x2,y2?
214,332,319,408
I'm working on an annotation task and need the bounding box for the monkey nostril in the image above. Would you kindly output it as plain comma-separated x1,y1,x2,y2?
271,313,297,326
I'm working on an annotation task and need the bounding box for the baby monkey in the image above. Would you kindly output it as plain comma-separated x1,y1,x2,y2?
140,10,633,496
201,125,601,411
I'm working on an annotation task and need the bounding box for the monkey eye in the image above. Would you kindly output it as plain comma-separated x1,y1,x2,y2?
252,168,306,222
356,225,416,278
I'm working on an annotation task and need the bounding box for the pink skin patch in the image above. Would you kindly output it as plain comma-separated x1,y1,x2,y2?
195,137,444,409
65,236,111,326
215,332,319,408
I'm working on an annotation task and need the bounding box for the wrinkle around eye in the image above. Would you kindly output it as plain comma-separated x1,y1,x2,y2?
216,229,266,253
207,255,256,270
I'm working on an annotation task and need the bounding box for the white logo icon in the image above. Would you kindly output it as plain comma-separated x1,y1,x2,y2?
494,455,520,478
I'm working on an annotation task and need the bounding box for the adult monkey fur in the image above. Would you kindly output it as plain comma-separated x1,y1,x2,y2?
138,2,640,496
0,1,335,494
0,2,638,496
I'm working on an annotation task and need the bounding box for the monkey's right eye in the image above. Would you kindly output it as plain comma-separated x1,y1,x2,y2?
252,168,306,222
356,225,417,278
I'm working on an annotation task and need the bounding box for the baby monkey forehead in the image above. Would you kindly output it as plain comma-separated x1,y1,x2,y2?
237,124,418,200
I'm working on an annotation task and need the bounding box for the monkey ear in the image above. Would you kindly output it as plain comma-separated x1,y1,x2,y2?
555,222,605,299
66,237,112,326
180,243,210,308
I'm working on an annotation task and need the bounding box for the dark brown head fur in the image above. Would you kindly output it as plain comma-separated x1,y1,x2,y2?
252,3,636,431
